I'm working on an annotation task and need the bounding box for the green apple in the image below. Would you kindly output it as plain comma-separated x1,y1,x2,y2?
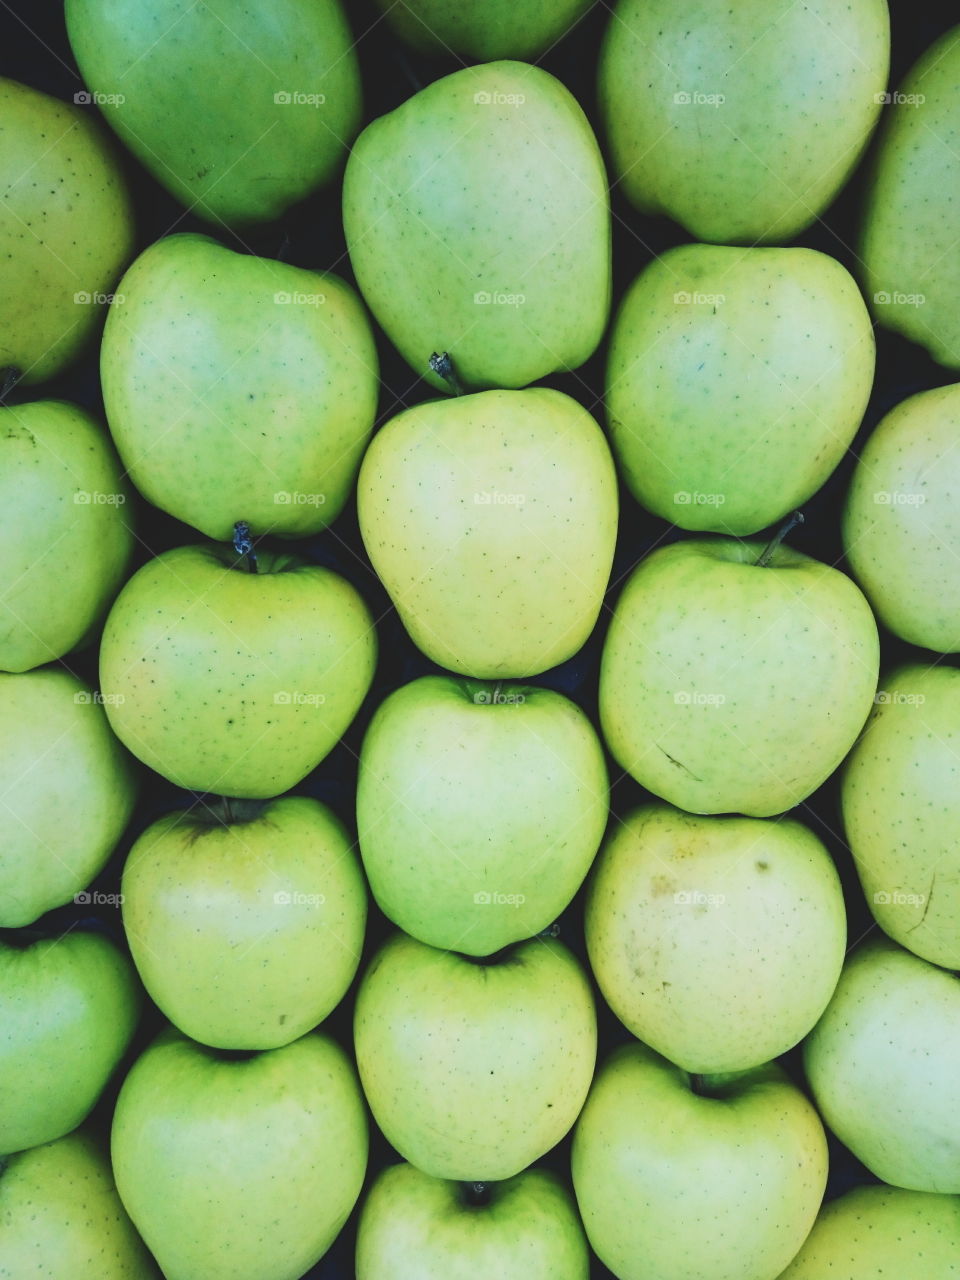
355,1162,589,1280
373,0,593,60
354,931,596,1181
359,389,617,678
65,0,361,227
861,25,960,367
0,929,140,1154
99,543,376,798
841,664,960,969
0,1128,159,1279
778,1183,960,1279
0,77,133,385
356,674,608,955
0,668,138,928
585,803,846,1072
599,0,888,244
599,536,879,816
101,234,379,541
344,61,610,391
0,400,134,673
607,245,875,535
121,796,367,1050
843,384,960,651
112,1027,367,1280
803,935,960,1192
573,1041,827,1280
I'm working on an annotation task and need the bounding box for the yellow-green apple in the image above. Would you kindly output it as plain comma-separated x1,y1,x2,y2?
843,384,960,651
354,931,596,1180
65,0,361,227
355,1162,589,1280
0,1128,159,1278
111,1027,367,1280
599,0,888,243
101,234,379,541
861,25,960,368
599,536,879,815
0,400,134,673
356,675,608,954
121,796,366,1049
372,0,593,59
0,78,133,386
803,935,960,1192
99,543,376,798
0,668,138,927
0,929,140,1154
585,803,846,1072
607,245,874,534
343,62,610,391
572,1041,827,1280
359,389,617,678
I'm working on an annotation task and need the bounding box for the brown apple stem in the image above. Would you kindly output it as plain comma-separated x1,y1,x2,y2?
0,366,20,403
232,520,258,573
221,797,235,824
754,510,804,568
429,351,464,396
463,1181,490,1207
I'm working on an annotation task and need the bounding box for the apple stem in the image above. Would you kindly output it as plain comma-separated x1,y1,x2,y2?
754,510,804,568
232,521,258,573
537,921,561,940
429,351,464,396
463,1181,490,1206
690,1073,706,1095
0,366,20,404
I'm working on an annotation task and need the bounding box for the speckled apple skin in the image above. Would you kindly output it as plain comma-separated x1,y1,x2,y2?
374,0,593,60
599,0,889,244
572,1043,828,1280
343,61,611,391
803,936,960,1193
0,1129,160,1279
599,538,879,816
0,668,138,927
111,1029,368,1280
122,796,367,1050
861,24,960,368
607,245,875,535
0,78,133,384
0,931,141,1153
841,665,960,970
65,0,361,227
354,932,597,1181
358,388,617,678
99,545,376,798
843,384,960,651
101,234,379,541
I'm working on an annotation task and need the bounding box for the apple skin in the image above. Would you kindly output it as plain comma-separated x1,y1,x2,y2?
0,668,138,928
343,61,610,392
111,1027,368,1280
372,0,593,60
599,537,879,816
572,1041,828,1280
355,1162,589,1280
0,929,141,1154
356,675,608,955
101,234,379,541
843,384,960,651
354,931,596,1181
585,803,846,1072
777,1183,960,1279
841,664,960,969
99,544,376,798
803,935,960,1193
599,0,888,244
606,245,875,535
861,25,960,368
121,796,367,1050
359,389,617,678
0,400,134,673
0,77,134,385
65,0,361,227
0,1128,159,1279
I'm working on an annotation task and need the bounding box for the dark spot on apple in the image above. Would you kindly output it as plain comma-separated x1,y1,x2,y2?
756,861,769,871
